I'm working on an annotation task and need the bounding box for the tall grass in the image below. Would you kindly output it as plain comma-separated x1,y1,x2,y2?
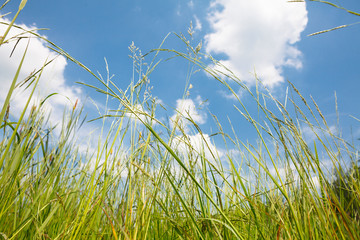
0,1,359,239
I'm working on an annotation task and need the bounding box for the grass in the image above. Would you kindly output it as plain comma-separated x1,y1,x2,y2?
0,1,359,239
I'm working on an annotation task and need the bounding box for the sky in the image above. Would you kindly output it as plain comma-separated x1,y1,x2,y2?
1,0,360,164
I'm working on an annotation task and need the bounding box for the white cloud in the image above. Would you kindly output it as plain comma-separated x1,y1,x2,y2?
80,146,129,178
311,176,321,189
155,97,164,106
218,87,247,100
170,97,207,133
194,15,202,31
124,103,158,126
269,163,297,182
301,124,337,143
0,18,82,125
173,133,223,164
205,0,308,86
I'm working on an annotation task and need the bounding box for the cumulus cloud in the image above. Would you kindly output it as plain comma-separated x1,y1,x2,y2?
125,103,156,125
0,18,82,125
77,141,130,178
173,133,223,165
205,0,308,86
170,97,207,133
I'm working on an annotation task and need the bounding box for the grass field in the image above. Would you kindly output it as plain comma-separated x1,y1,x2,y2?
0,1,359,239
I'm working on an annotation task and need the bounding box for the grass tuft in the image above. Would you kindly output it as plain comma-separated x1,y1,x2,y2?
0,1,359,239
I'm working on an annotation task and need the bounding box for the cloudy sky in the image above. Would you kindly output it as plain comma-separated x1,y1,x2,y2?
1,0,360,156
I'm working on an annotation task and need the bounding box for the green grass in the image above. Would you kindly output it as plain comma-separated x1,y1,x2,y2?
0,1,359,239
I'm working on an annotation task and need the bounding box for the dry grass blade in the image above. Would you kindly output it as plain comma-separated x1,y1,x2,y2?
308,25,349,37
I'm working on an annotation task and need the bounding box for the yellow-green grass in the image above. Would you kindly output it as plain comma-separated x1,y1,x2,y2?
0,1,359,239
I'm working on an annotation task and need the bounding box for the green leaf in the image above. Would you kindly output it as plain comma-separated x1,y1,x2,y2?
0,41,29,126
347,10,360,17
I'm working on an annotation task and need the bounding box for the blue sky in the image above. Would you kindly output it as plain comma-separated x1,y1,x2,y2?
1,0,360,158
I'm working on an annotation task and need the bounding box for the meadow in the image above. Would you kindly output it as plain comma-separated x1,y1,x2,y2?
0,0,359,239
